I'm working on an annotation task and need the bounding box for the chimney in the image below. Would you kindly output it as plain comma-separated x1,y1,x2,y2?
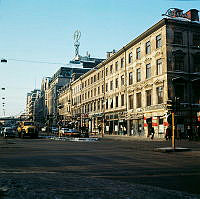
106,49,116,58
185,9,199,21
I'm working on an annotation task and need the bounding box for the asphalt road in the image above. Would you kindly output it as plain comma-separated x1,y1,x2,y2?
0,136,200,199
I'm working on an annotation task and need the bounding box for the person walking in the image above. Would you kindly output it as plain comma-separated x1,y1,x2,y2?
150,126,155,140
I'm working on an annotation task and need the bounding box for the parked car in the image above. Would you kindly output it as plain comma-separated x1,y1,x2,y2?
0,127,16,138
51,127,58,134
59,128,81,137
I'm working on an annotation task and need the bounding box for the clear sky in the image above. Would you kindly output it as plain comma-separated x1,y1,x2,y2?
0,0,199,117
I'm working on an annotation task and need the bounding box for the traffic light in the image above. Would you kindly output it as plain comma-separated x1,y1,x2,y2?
167,97,181,112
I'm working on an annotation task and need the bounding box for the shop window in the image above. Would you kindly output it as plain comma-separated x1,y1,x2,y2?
136,47,141,59
174,32,183,45
129,95,134,109
146,41,151,54
146,89,152,106
146,64,151,79
193,85,200,104
136,92,142,108
136,68,141,82
156,59,162,75
157,86,163,104
156,34,162,48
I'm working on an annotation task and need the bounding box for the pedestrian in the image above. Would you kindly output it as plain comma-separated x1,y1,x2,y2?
98,124,102,134
150,126,155,140
165,126,172,140
187,126,193,141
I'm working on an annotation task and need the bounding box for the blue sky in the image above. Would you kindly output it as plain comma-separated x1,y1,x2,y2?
0,0,199,117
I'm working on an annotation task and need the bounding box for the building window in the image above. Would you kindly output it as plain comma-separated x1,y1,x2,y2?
88,91,90,98
146,89,152,106
106,83,108,92
136,68,141,82
156,59,162,75
193,54,200,72
91,90,93,97
136,47,141,59
174,32,183,45
121,75,125,86
115,61,118,71
91,76,93,83
121,94,124,106
102,70,104,78
146,41,151,54
115,78,118,88
175,84,185,102
157,86,163,104
110,80,113,90
93,101,96,111
110,65,113,73
88,79,90,85
136,92,142,108
128,52,133,64
156,34,162,48
102,85,104,93
121,57,124,68
174,55,184,71
116,96,118,107
129,72,133,85
146,63,151,79
110,98,113,109
193,33,200,47
129,95,134,109
98,86,100,95
106,99,108,109
94,88,96,96
105,68,108,76
94,75,96,82
97,101,100,110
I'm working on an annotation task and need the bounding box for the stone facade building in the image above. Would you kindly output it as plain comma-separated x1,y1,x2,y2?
58,9,200,138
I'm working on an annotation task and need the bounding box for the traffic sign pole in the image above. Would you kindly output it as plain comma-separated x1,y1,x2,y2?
172,112,175,149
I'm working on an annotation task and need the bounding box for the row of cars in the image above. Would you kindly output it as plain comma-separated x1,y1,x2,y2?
0,127,17,138
42,126,89,138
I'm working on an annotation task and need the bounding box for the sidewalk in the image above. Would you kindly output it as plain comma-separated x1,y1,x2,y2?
96,134,166,142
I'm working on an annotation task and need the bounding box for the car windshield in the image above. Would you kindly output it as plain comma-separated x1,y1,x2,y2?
24,122,34,126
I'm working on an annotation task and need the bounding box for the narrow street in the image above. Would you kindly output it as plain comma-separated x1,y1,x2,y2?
0,137,200,198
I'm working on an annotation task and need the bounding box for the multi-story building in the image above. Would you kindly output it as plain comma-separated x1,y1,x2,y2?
26,89,41,121
46,55,104,126
58,8,200,138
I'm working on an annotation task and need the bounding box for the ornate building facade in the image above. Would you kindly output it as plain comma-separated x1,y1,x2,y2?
58,9,200,138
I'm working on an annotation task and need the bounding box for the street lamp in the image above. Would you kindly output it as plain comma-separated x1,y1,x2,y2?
1,59,7,63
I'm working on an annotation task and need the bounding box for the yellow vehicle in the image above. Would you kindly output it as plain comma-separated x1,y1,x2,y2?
17,121,38,138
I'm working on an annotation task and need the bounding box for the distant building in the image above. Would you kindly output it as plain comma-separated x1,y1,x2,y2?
26,89,41,121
